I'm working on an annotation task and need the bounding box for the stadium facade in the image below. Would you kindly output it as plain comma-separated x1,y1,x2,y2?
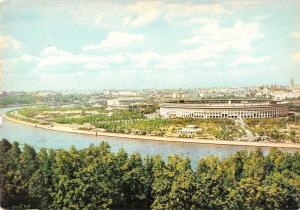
160,99,289,119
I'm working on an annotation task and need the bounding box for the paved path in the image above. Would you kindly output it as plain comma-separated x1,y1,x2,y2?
235,118,255,141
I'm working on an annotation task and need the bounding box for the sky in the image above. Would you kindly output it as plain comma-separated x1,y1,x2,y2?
0,0,300,91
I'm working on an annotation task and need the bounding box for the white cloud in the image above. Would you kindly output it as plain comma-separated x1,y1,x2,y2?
164,3,226,21
152,21,266,67
41,46,71,57
159,48,213,66
76,1,227,28
93,1,164,28
84,63,108,70
20,54,37,62
0,54,37,66
129,51,160,68
37,46,125,69
231,55,271,66
203,61,217,67
293,52,300,61
175,17,219,27
93,3,129,27
0,35,21,50
290,32,300,38
38,46,73,68
180,21,264,54
99,31,144,49
125,1,163,27
83,31,144,51
252,15,269,21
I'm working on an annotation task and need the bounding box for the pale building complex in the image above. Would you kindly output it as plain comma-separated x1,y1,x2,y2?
272,90,300,100
160,99,289,119
107,97,151,110
177,125,202,136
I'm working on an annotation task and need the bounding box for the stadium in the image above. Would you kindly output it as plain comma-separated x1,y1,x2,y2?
160,99,289,119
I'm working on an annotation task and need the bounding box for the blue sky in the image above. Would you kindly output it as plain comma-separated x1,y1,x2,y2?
0,0,300,91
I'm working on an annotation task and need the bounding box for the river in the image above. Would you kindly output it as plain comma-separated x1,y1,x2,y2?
1,107,299,166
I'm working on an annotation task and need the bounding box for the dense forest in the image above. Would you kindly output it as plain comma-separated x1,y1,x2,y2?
0,139,299,210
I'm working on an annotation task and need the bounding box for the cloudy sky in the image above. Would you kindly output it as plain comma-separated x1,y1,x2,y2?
0,0,300,91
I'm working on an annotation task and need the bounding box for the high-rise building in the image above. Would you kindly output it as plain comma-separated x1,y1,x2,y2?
0,63,3,95
290,78,294,87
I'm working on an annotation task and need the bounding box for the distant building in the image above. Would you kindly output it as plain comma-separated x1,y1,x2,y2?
118,91,141,96
272,90,300,100
107,97,143,106
103,90,111,96
87,97,107,105
160,99,289,119
35,91,56,97
172,91,190,99
104,90,141,97
290,78,294,87
107,97,151,110
178,125,202,135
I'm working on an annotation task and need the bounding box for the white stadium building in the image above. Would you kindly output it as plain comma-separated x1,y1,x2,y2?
160,99,289,119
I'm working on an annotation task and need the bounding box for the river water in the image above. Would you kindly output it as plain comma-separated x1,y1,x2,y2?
1,108,299,166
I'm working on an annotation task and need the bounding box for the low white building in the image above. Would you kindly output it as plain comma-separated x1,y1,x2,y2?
107,97,150,110
107,99,121,107
104,90,141,97
178,125,202,135
107,97,145,106
272,90,300,100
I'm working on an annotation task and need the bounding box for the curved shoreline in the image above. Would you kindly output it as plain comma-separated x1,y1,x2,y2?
3,114,300,149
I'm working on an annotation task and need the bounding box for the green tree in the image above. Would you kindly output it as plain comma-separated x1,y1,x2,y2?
28,148,55,209
227,178,266,210
123,153,147,209
0,142,24,209
1,140,300,209
151,155,194,210
192,156,227,209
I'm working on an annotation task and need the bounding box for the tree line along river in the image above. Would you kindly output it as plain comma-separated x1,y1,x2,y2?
0,107,299,167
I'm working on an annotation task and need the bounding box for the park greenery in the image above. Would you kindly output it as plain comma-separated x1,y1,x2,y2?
96,118,245,140
0,94,40,107
245,116,300,143
1,139,299,209
8,106,300,142
45,93,90,104
54,110,144,124
17,106,107,118
0,93,95,108
12,107,245,140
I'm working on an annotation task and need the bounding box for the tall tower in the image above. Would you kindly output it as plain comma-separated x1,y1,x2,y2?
290,78,294,87
0,62,3,95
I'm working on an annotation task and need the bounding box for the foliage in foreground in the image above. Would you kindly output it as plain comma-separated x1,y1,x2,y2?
0,139,300,210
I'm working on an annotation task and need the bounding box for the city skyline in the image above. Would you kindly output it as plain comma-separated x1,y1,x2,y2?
1,0,300,91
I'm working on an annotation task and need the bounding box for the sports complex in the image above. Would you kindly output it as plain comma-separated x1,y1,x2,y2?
160,99,289,119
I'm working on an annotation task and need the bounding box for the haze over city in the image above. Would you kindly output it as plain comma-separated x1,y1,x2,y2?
0,0,300,91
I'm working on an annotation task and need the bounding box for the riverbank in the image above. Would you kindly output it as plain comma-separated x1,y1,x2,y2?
4,114,300,149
